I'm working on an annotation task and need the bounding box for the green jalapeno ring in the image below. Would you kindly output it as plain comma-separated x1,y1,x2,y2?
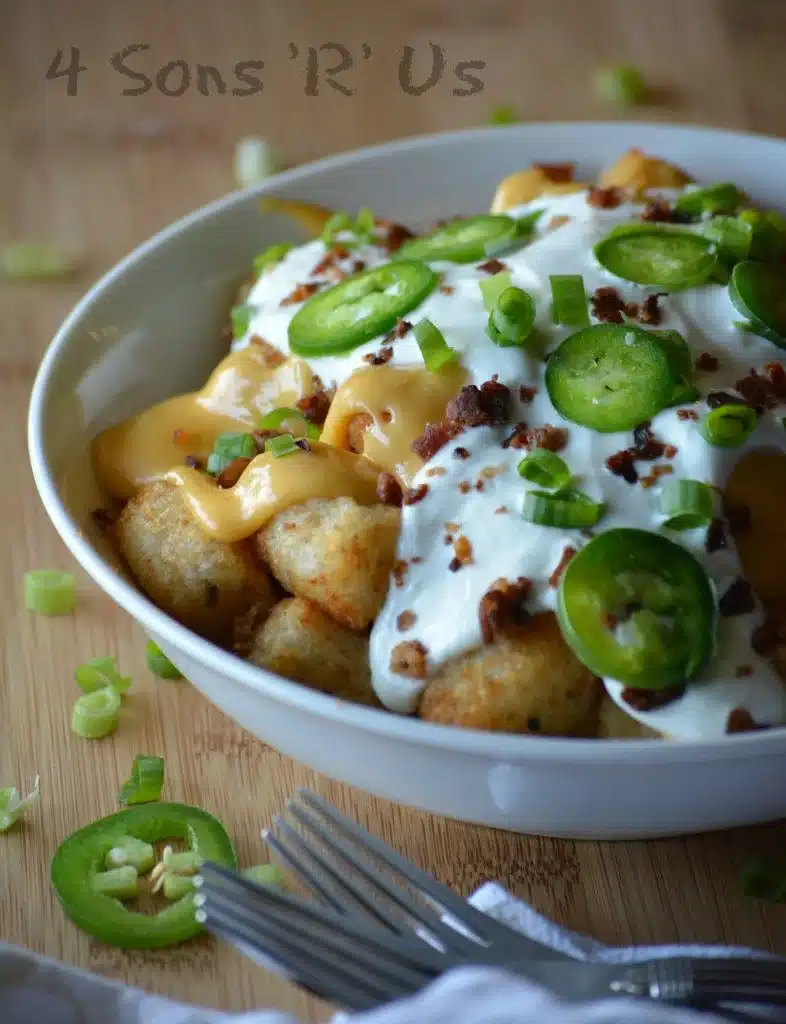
594,224,718,289
396,214,520,264
728,261,786,349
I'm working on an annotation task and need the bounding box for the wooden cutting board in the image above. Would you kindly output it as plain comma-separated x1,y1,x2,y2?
2,1,785,1018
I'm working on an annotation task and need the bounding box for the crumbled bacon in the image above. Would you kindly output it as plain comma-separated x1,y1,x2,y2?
607,422,668,484
549,546,577,588
478,577,531,644
663,444,678,459
695,352,720,372
411,421,463,462
439,284,455,295
363,346,394,366
280,281,321,306
725,707,765,733
519,386,537,403
392,560,408,587
501,423,529,450
403,484,429,506
677,409,699,421
458,481,472,494
534,162,575,182
376,472,403,507
396,610,416,632
640,198,675,223
587,185,623,209
448,557,462,572
390,640,428,678
477,258,507,275
452,535,473,566
216,457,251,489
591,286,629,323
734,363,786,412
445,377,511,427
606,449,638,484
383,318,412,343
385,222,415,253
640,465,673,488
296,384,332,426
427,466,446,478
352,258,366,273
621,686,685,711
718,578,755,617
705,519,727,554
632,422,667,459
453,446,470,460
637,293,664,325
311,245,350,276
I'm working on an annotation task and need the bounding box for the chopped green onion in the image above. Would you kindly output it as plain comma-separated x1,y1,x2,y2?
550,275,589,327
91,866,139,900
163,874,196,901
206,432,257,476
517,449,571,490
701,216,752,267
321,212,352,247
479,270,512,311
0,243,77,280
243,863,285,886
741,857,786,903
487,287,537,348
414,318,459,371
234,137,280,189
0,777,39,833
487,104,519,126
594,64,647,107
119,755,165,806
321,209,376,249
71,687,121,740
230,303,251,339
24,569,76,616
265,433,300,458
701,404,758,448
675,184,745,218
105,836,155,873
659,479,715,530
253,243,293,276
258,406,321,439
354,207,375,240
75,655,132,694
521,488,605,528
145,641,183,680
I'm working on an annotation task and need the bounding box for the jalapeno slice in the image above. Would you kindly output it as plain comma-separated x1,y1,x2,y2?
728,261,786,348
557,529,716,689
51,803,236,948
545,323,676,432
594,224,718,288
288,259,437,356
396,215,519,264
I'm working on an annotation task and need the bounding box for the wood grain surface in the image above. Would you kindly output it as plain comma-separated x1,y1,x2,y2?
2,0,786,1018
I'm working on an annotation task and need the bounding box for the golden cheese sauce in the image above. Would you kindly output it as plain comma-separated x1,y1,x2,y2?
725,447,786,604
167,442,381,543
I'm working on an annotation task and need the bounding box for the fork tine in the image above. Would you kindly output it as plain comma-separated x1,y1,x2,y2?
297,790,572,959
263,827,348,915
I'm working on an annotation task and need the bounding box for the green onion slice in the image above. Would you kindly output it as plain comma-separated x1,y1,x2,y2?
0,776,39,833
146,641,183,680
550,275,590,326
322,209,375,249
487,286,537,348
659,478,715,530
243,863,286,886
206,432,257,476
265,433,300,458
675,184,745,218
258,406,320,439
0,243,77,280
701,404,758,448
230,303,252,339
594,64,646,107
479,270,512,311
253,243,293,276
234,137,280,189
75,656,132,694
487,104,519,125
517,449,571,490
119,755,165,806
414,318,459,371
91,866,139,900
522,488,605,528
24,569,76,616
71,687,121,740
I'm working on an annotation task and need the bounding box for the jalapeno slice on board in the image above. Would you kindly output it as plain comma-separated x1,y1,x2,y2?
396,215,519,263
594,225,718,288
729,261,786,348
557,529,716,689
545,323,676,432
51,803,236,948
288,259,437,356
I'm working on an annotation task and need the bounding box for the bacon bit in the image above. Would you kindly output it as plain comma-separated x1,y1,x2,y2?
392,560,408,587
695,352,720,372
677,409,699,421
296,385,332,426
621,686,685,711
640,198,675,223
389,640,428,678
352,259,366,273
734,363,786,411
534,162,574,183
448,557,462,572
385,222,415,253
519,386,537,403
458,481,472,494
495,505,509,514
445,377,511,427
383,318,412,343
664,445,678,459
453,446,470,460
411,421,463,462
376,472,403,507
640,466,673,488
719,578,756,617
452,535,473,566
478,577,531,644
363,346,394,366
311,246,350,276
91,507,114,529
475,480,485,492
396,610,416,632
216,457,252,489
633,422,667,459
705,519,727,554
479,464,505,480
426,466,447,478
549,546,577,588
606,449,638,484
637,293,664,326
411,556,423,564
725,707,763,733
501,423,529,450
587,185,623,209
280,281,321,307
323,265,347,283
726,504,752,533
403,484,429,506
591,286,629,323
439,284,455,295
528,424,568,453
477,258,507,275
172,428,193,446
546,215,571,232
735,665,753,679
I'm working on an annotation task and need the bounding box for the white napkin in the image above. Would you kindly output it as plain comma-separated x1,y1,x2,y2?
1,883,783,1024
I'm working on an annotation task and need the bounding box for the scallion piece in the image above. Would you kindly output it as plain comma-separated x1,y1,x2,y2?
550,275,590,327
253,243,293,276
265,433,300,458
0,777,39,833
321,211,352,247
517,449,571,490
71,687,121,740
321,209,376,249
234,137,280,189
675,184,745,218
91,866,139,900
488,104,519,126
258,406,321,439
243,863,285,886
145,641,183,680
75,655,132,694
701,404,758,448
24,569,76,616
354,207,375,242
479,270,512,311
105,836,155,873
487,286,537,348
119,755,165,806
230,303,251,339
594,64,646,107
659,479,715,530
206,432,257,476
521,488,605,528
0,243,76,280
414,318,458,372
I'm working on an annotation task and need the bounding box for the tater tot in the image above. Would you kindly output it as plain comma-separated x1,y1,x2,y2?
418,612,601,735
490,167,585,214
116,481,275,643
246,597,378,705
598,148,692,192
596,694,661,740
257,497,400,631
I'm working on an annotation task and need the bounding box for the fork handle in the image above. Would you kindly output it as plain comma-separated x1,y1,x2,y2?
611,957,786,1007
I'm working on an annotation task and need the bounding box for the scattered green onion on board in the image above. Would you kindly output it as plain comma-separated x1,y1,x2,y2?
265,433,300,458
550,275,590,327
0,243,77,280
700,404,758,448
0,777,39,833
243,863,286,886
659,479,715,530
414,318,459,371
119,755,165,806
522,488,605,528
71,687,121,740
517,449,571,490
234,137,280,189
24,570,76,616
487,104,520,126
75,656,132,694
146,641,183,680
594,64,647,107
206,432,257,476
258,406,321,439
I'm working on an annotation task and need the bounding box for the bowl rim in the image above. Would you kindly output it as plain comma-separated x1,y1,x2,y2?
28,120,786,765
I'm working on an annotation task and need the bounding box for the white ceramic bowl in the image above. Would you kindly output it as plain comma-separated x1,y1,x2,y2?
29,122,786,839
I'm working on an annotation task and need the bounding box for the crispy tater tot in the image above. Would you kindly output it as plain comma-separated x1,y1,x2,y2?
418,612,601,735
490,167,585,214
596,694,661,739
597,148,692,192
116,481,275,643
246,597,378,705
257,497,400,632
